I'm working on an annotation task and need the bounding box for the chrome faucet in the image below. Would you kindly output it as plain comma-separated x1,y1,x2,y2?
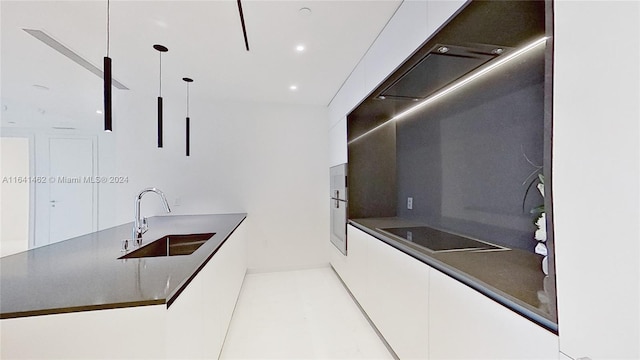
131,187,171,247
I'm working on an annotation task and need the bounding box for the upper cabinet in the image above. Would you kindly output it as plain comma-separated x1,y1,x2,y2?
327,1,466,167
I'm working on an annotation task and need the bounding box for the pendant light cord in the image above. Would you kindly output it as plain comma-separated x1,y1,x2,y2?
106,0,110,56
159,53,162,97
186,83,190,117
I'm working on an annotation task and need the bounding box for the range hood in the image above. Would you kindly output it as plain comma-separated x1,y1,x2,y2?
377,43,510,101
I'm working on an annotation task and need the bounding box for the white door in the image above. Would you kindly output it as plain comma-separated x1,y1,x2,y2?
48,137,96,244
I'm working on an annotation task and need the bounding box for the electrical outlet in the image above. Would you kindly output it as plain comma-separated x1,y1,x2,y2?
407,197,413,210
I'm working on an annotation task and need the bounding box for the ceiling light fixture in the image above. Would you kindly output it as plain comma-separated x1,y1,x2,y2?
96,110,103,115
103,0,112,132
290,85,298,91
296,45,305,52
154,44,168,148
183,77,193,157
348,36,549,145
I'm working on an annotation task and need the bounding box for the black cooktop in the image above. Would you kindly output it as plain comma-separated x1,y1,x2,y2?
377,226,505,253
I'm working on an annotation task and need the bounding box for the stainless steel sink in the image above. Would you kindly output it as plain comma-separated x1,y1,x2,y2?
119,233,215,259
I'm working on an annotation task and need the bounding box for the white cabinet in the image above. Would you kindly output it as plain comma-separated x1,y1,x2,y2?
0,222,247,359
166,221,247,359
0,305,167,359
344,225,429,359
429,269,558,359
327,0,467,129
362,0,429,93
166,269,206,358
328,117,348,167
553,1,640,359
342,225,369,308
201,221,247,358
366,229,430,359
342,225,559,359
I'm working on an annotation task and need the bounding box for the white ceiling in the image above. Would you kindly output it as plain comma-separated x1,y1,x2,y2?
1,0,401,129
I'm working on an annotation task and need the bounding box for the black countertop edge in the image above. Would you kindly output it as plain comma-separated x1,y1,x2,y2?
0,300,166,320
348,220,559,334
166,216,247,308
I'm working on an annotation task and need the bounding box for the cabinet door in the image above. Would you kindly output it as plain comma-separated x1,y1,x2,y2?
166,272,205,358
367,234,429,359
345,225,370,311
201,222,247,359
167,221,247,359
429,270,558,359
0,305,166,359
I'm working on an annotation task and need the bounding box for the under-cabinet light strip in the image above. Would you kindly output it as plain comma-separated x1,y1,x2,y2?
348,36,549,145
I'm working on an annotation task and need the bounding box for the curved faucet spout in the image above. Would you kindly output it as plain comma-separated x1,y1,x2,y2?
136,187,171,212
132,187,171,246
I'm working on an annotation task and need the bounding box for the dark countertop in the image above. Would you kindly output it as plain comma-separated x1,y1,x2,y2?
350,217,557,333
0,213,246,319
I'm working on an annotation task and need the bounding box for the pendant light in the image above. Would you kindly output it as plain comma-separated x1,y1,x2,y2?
103,0,112,132
154,44,168,148
183,77,193,156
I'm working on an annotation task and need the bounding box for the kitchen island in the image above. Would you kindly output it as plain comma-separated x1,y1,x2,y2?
0,213,247,359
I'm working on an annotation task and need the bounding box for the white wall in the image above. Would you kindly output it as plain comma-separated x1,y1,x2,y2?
111,91,329,272
553,1,640,358
0,137,30,256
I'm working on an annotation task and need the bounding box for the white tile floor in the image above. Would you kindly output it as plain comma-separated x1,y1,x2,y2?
220,267,394,359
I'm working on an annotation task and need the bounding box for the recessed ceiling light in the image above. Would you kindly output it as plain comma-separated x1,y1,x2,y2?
289,85,298,91
299,7,312,16
96,110,103,114
296,45,305,52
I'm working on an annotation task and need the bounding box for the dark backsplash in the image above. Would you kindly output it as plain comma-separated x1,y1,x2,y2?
395,45,545,251
347,0,550,253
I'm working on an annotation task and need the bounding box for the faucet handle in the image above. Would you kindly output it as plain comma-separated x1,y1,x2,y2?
141,217,149,234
